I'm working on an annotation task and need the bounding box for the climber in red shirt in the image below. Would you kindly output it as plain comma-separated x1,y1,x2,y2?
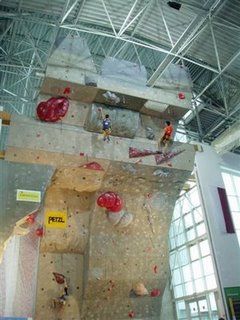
159,121,174,151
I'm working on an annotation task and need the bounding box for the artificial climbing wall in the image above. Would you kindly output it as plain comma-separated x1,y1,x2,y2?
33,159,190,320
5,103,195,320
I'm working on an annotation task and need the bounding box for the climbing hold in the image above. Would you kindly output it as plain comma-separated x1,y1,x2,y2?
107,210,124,226
36,97,69,122
53,272,66,284
128,311,135,318
35,227,44,237
82,162,104,171
146,127,155,140
107,210,133,228
116,211,133,228
150,288,161,297
97,192,123,212
133,283,149,296
178,92,185,100
26,214,35,225
153,168,169,177
63,87,71,95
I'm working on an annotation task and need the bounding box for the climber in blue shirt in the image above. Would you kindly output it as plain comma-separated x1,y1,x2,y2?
98,107,111,141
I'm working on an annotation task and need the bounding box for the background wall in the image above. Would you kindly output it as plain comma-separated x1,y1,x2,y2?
195,145,240,318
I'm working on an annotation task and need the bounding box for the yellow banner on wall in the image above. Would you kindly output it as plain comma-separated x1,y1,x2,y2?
16,189,41,203
45,211,67,229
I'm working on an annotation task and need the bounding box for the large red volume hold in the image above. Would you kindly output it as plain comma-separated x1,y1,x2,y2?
37,97,69,122
97,192,123,213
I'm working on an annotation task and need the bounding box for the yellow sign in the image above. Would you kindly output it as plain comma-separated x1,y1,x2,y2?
16,189,41,203
45,211,67,229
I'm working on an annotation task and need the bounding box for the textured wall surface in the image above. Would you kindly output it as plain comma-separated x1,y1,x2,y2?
32,159,190,320
5,110,194,320
35,252,84,320
84,104,140,139
5,114,195,171
0,161,54,256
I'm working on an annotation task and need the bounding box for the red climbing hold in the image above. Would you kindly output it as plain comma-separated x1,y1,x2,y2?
97,192,123,212
53,272,65,284
36,97,69,122
128,311,135,318
63,87,71,95
26,213,35,225
178,92,185,100
150,288,161,297
82,162,104,171
35,227,44,237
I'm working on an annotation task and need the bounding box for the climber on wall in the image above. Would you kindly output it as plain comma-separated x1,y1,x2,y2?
159,120,174,153
98,107,111,142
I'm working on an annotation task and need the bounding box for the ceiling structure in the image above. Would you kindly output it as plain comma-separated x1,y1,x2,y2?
0,0,240,152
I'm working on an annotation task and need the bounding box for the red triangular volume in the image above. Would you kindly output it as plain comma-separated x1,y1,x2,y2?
82,162,104,171
53,272,65,284
129,147,160,158
155,150,185,165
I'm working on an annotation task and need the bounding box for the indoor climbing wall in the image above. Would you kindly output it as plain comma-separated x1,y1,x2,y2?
5,107,195,319
81,162,190,320
4,58,195,318
34,167,97,320
35,252,83,320
30,158,190,320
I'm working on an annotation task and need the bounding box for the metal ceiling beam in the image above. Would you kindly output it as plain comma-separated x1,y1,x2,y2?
107,0,154,56
147,0,226,87
193,48,240,102
57,23,221,73
22,22,44,68
0,10,228,76
203,103,240,139
73,0,86,24
61,0,81,24
209,17,228,114
158,2,173,47
100,0,117,36
118,0,139,36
